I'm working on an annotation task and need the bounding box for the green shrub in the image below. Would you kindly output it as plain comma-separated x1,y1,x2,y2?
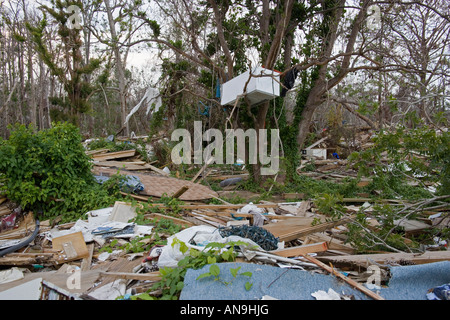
0,122,119,222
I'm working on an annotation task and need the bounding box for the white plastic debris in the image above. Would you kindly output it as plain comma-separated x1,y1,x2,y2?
237,203,267,227
237,202,264,215
44,206,151,244
157,225,263,268
0,267,26,284
162,166,171,174
311,288,342,300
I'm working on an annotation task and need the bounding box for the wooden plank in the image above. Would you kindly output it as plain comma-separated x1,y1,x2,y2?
304,137,328,150
187,211,227,227
146,164,170,176
192,157,214,182
317,250,450,266
271,242,328,257
208,174,249,181
93,161,147,171
302,233,355,254
81,243,95,271
0,207,11,217
91,149,136,161
120,192,149,201
85,148,110,155
263,217,353,242
300,253,385,300
0,253,55,266
172,186,189,199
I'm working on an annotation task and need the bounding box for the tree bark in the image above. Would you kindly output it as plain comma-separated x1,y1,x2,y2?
104,0,129,136
296,0,369,149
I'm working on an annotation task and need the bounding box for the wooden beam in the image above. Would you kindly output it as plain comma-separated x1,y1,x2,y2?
271,242,328,257
263,217,353,242
304,136,328,150
317,250,450,267
146,164,170,176
300,253,385,300
191,157,214,182
91,149,136,161
85,148,110,155
81,244,95,272
172,186,189,199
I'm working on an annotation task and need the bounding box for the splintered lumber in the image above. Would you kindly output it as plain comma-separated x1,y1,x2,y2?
271,242,328,257
300,253,385,300
0,212,35,240
191,157,214,182
120,192,149,202
263,216,353,242
0,207,11,217
302,233,356,254
91,149,136,161
317,250,450,267
146,164,170,176
85,148,110,156
0,252,56,266
93,161,149,171
172,186,189,199
186,211,227,227
304,136,328,150
81,244,95,271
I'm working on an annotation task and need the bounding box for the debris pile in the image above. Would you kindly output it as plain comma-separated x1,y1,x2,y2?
0,132,448,301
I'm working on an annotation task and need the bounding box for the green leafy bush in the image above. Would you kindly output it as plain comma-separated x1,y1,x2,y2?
349,126,449,197
0,123,119,222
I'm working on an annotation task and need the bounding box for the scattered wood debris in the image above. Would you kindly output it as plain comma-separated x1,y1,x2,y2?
0,132,448,301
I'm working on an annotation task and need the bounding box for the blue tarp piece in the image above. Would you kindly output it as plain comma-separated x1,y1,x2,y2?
215,78,221,99
198,101,210,116
378,261,450,300
94,174,144,194
179,262,369,300
179,261,450,300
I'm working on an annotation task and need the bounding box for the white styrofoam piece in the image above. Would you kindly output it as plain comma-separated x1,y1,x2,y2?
221,66,280,106
0,278,43,300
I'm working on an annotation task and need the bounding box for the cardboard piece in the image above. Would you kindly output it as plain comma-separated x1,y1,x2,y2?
52,232,89,261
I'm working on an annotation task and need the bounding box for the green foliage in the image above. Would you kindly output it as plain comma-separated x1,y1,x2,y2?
340,126,450,252
349,126,450,197
0,123,119,222
344,204,422,253
26,0,101,125
86,137,151,162
149,239,254,300
135,193,185,217
314,193,345,219
196,264,253,290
